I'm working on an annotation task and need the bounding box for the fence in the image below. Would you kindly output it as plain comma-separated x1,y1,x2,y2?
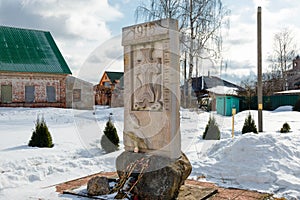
240,95,300,111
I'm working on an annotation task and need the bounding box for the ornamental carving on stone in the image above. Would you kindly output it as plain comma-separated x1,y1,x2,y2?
132,48,163,111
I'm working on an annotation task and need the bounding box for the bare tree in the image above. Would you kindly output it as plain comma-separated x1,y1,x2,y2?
262,70,283,95
269,28,297,90
239,78,256,110
135,0,230,108
135,0,182,21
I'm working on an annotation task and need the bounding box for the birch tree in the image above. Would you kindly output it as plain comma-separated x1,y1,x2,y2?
269,29,297,90
135,0,229,107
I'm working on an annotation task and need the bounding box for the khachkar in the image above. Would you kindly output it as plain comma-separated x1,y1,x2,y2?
116,19,192,199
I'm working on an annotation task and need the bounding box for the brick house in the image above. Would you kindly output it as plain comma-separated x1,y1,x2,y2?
0,26,72,108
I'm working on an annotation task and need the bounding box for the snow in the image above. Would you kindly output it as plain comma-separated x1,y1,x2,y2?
275,90,300,94
0,106,300,199
207,86,238,95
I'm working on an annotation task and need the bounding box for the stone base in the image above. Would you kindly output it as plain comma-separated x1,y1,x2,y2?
116,151,192,200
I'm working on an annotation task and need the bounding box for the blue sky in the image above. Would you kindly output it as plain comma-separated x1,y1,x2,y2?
1,0,300,84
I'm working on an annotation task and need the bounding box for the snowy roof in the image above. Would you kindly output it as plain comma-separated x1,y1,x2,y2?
192,76,244,93
274,90,300,94
207,85,238,95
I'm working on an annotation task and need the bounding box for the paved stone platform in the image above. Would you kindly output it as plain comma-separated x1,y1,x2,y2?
55,172,283,200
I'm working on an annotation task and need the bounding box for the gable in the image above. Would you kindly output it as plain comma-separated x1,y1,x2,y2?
99,73,111,85
105,71,123,83
0,26,72,75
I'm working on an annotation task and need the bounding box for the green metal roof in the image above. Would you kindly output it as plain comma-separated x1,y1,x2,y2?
106,71,123,83
0,26,72,74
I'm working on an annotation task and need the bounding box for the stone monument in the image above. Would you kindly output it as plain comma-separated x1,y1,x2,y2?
116,19,191,199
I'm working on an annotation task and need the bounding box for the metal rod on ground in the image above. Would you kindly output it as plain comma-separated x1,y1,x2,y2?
257,6,263,132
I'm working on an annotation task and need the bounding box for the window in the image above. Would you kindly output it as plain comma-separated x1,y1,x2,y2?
46,86,56,102
25,86,35,103
73,89,81,102
104,82,111,87
1,85,12,103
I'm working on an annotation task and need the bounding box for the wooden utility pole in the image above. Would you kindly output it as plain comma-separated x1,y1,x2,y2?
187,0,194,108
184,51,187,108
257,6,263,132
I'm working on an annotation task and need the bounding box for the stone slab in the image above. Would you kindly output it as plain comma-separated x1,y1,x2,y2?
122,18,181,159
177,184,217,200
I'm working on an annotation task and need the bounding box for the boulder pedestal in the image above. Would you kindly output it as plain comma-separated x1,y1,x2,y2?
116,151,192,200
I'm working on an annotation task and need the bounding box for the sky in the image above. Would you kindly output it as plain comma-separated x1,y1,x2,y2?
1,0,300,84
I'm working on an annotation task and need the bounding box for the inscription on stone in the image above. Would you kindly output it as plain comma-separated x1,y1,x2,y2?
132,23,156,39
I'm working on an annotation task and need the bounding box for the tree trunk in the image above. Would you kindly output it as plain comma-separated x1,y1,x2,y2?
187,0,194,108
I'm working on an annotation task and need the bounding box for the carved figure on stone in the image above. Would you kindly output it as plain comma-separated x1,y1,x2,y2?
133,47,163,111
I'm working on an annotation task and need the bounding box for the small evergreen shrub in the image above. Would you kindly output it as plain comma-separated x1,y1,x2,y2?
242,113,258,134
293,99,300,112
280,122,291,133
101,118,119,153
202,116,220,140
28,116,54,148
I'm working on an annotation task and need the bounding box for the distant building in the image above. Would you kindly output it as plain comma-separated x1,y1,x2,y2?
287,55,300,90
94,71,124,106
0,26,72,108
192,76,244,96
189,76,244,111
99,71,123,89
66,76,94,110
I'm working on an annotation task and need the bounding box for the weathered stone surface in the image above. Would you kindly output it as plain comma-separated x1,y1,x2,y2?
177,185,217,200
119,18,192,200
122,18,181,159
116,151,192,200
87,176,110,196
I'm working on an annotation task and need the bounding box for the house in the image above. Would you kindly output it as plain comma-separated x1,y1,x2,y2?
287,55,300,90
265,55,300,92
99,71,123,89
66,76,94,110
192,76,244,96
95,71,124,106
191,76,244,112
0,26,72,107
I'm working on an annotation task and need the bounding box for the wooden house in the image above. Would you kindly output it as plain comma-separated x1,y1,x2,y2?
95,71,123,105
0,26,72,108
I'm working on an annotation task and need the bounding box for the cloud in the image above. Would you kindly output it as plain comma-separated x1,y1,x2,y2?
221,0,300,84
88,55,103,64
221,70,257,85
227,38,253,46
77,35,123,84
2,0,300,85
19,0,122,41
0,0,124,83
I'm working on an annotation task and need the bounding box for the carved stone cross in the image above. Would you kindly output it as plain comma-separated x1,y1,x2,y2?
122,19,181,159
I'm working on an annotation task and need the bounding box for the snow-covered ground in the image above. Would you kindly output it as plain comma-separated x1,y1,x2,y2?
0,106,299,199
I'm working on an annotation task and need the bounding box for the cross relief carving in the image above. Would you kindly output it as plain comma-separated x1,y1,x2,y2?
132,47,163,111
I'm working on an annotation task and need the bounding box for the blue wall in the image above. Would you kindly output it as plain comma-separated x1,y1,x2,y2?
216,96,240,116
